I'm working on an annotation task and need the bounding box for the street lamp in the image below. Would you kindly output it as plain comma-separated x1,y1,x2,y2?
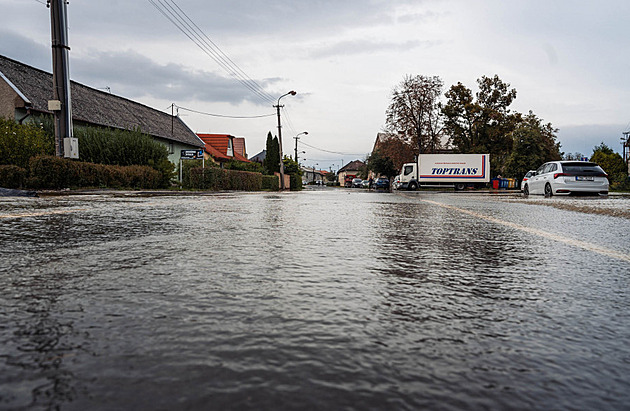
274,90,296,190
294,131,308,163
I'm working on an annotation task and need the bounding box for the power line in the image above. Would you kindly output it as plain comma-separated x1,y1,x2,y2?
175,105,275,119
147,0,275,105
299,140,366,156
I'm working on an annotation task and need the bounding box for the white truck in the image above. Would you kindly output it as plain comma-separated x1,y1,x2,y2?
398,154,490,190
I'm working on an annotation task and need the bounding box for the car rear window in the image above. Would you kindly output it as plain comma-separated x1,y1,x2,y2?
562,162,605,174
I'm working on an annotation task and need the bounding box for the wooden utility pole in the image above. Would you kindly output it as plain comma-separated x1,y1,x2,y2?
48,0,77,158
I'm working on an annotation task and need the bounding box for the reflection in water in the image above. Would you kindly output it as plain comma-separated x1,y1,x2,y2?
1,191,629,410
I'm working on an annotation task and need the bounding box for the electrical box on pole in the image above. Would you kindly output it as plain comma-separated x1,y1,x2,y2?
48,0,78,159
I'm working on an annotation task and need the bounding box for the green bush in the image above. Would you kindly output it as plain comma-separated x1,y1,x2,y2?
185,166,278,191
0,118,54,169
262,175,279,191
0,165,28,189
29,155,161,190
74,125,174,188
289,174,302,191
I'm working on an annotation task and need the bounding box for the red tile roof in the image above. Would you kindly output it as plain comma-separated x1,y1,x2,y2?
233,137,246,157
197,133,250,162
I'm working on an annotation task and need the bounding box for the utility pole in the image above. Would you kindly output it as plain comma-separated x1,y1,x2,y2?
294,131,308,164
274,91,296,190
48,0,77,158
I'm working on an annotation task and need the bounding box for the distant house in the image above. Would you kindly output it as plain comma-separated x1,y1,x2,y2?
338,160,365,186
197,133,250,166
0,54,205,164
249,150,266,164
301,166,325,185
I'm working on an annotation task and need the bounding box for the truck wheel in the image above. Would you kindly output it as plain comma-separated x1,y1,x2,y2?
455,183,465,191
409,182,417,191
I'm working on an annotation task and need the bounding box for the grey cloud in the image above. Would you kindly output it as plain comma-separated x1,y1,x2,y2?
71,50,282,105
309,38,441,59
0,30,51,71
68,0,434,41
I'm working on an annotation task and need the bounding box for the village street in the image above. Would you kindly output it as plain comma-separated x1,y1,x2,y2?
1,189,629,410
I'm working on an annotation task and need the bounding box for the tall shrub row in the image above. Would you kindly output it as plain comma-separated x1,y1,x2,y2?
185,167,279,191
74,125,174,187
28,155,161,189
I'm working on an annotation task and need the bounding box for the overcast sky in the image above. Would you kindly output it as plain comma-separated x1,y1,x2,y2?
1,0,629,170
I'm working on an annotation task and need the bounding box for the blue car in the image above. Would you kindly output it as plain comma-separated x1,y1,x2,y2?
374,178,390,189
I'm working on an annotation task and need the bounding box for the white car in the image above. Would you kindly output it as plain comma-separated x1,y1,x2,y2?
520,170,535,192
524,161,609,196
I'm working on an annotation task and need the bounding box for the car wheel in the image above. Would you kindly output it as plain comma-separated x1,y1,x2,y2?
544,183,553,197
409,182,417,191
523,184,529,196
455,183,465,191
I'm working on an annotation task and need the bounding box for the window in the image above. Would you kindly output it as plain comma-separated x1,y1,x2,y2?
227,139,234,157
168,142,174,154
404,165,414,176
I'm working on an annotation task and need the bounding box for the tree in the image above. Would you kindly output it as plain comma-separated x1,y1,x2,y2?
385,75,444,154
590,142,627,187
504,112,562,180
442,75,520,175
263,132,279,175
373,133,415,173
367,149,398,182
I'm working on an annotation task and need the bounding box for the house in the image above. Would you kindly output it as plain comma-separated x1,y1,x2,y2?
301,166,325,185
196,133,250,166
338,160,365,186
0,54,205,164
249,150,266,164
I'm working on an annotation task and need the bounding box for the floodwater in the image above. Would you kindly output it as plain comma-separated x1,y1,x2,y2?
1,189,629,410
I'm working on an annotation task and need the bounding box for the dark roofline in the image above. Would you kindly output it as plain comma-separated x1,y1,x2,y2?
0,54,204,148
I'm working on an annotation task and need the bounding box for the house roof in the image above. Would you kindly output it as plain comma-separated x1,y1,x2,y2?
233,137,246,157
339,160,365,173
0,54,204,148
197,133,250,162
249,150,266,163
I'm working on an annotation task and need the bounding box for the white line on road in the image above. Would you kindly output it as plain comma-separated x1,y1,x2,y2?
419,198,630,264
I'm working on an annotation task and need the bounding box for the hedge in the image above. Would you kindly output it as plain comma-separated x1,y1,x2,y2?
28,155,161,190
185,166,280,191
0,165,28,189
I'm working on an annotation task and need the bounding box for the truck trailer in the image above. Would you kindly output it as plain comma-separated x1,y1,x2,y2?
398,154,490,190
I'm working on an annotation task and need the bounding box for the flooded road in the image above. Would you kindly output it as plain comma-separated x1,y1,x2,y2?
1,189,629,410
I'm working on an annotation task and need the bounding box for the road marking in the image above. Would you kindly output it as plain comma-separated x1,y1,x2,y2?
419,198,630,263
0,209,86,219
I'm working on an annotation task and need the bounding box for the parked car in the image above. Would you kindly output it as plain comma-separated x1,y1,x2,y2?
524,161,609,196
392,175,401,190
374,177,390,189
520,170,536,192
351,178,363,188
361,179,370,188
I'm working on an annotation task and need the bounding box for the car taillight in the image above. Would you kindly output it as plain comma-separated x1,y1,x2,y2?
523,177,528,181
554,173,567,179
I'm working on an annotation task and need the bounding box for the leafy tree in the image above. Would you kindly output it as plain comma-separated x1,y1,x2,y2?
263,132,280,175
590,142,627,187
367,149,398,182
442,75,520,175
504,112,562,180
282,155,301,176
385,75,444,154
373,133,415,174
